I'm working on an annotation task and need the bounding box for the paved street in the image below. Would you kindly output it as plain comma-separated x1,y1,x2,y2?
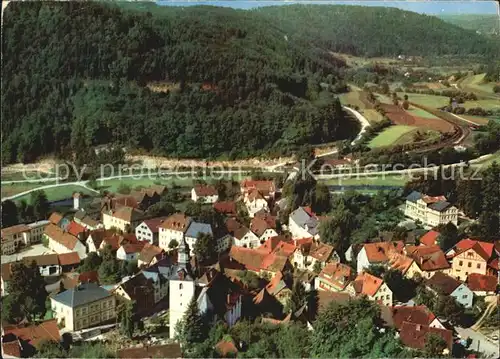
1,244,55,264
456,327,500,358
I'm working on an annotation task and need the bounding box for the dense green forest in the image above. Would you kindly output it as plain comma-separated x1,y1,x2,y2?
439,14,500,37
256,5,498,57
2,3,497,163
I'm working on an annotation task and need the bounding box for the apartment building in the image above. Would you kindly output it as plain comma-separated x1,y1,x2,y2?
404,191,458,227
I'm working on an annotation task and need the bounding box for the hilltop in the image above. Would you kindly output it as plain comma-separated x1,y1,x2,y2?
439,14,500,37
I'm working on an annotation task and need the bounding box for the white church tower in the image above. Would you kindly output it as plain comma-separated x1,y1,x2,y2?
169,237,195,339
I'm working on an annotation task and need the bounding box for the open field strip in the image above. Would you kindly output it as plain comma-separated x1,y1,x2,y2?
406,106,440,119
320,175,410,187
11,184,96,204
1,182,57,198
463,99,500,111
460,73,498,95
397,92,449,108
368,125,416,148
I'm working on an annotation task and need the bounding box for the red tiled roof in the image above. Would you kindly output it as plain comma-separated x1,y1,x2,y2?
44,224,80,250
426,272,462,295
160,213,191,232
250,214,276,237
420,230,440,246
391,305,437,329
256,236,294,256
399,322,453,350
58,252,81,266
141,217,168,233
352,272,384,297
246,189,266,202
193,184,218,197
213,201,237,216
229,246,289,274
67,221,86,237
121,242,147,254
452,239,494,261
406,245,450,271
1,224,30,238
488,258,499,270
421,195,447,204
319,262,352,290
308,242,335,261
317,291,352,312
363,241,405,263
2,340,21,357
241,180,275,195
111,206,144,223
139,243,164,264
388,253,414,274
3,319,60,348
48,212,63,225
466,273,497,292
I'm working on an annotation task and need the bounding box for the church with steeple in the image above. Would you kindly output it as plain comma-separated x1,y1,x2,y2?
169,237,196,339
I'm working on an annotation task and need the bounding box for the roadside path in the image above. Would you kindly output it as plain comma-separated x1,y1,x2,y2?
456,327,499,358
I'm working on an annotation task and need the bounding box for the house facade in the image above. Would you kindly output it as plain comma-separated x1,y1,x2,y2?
426,272,473,308
185,222,213,256
288,207,320,240
50,283,116,332
446,239,495,281
347,272,393,306
243,190,269,218
356,241,404,273
102,206,144,232
404,191,458,227
191,185,219,204
135,217,166,245
1,221,50,254
44,224,87,260
116,243,147,262
315,262,353,292
158,213,192,250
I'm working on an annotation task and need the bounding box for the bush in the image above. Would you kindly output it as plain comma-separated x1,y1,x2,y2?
117,183,131,194
493,84,500,93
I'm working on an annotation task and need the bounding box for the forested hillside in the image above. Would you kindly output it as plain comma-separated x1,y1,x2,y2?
256,5,498,57
439,14,500,37
2,2,354,163
2,3,497,164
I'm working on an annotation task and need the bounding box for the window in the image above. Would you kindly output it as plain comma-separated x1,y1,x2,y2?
179,283,183,290
462,295,468,299
468,262,471,268
477,263,481,269
459,261,463,266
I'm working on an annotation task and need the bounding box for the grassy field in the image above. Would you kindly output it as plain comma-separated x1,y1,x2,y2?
1,182,58,198
406,106,440,119
1,171,57,181
394,129,440,146
13,185,96,204
398,93,449,108
97,174,248,193
368,125,416,148
460,73,498,95
337,90,385,123
363,109,386,123
462,99,500,111
474,151,500,167
321,174,410,187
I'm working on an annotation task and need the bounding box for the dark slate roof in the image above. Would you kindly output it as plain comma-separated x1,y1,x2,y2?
428,201,452,212
51,282,112,308
406,191,422,202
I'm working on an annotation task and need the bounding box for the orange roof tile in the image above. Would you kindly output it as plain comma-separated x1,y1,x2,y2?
58,252,81,266
466,273,497,292
1,224,30,238
420,230,440,246
250,214,276,237
391,305,437,329
3,319,60,348
67,221,86,237
352,272,384,297
319,262,352,290
160,213,191,233
363,241,405,263
213,201,237,216
399,322,452,350
406,245,450,271
44,224,80,250
193,184,218,197
48,212,63,225
452,239,494,261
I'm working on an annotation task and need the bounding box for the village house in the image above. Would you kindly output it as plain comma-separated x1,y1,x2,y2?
158,213,192,250
465,273,497,296
426,272,473,308
315,261,353,292
347,272,393,306
227,245,293,279
446,239,497,280
257,235,296,258
66,221,87,239
419,230,440,247
50,282,116,332
404,191,458,228
213,201,237,217
1,220,50,254
191,184,219,203
142,255,177,303
102,206,145,232
73,210,101,230
1,319,61,358
113,272,156,314
135,217,167,245
98,233,139,253
44,224,87,260
389,305,446,330
263,271,292,307
243,189,270,218
61,271,99,290
404,245,451,279
116,242,147,262
250,213,278,243
356,241,404,273
292,238,337,272
398,322,453,354
137,243,165,268
184,221,213,255
240,180,276,199
85,228,116,253
288,207,321,240
225,218,260,249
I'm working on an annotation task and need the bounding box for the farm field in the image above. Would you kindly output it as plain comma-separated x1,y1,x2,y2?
13,184,96,204
394,129,440,146
397,93,449,108
406,106,439,119
460,115,492,125
321,174,410,187
474,151,500,167
1,182,58,198
1,171,57,181
460,73,498,95
369,125,415,148
338,91,365,109
462,99,500,111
